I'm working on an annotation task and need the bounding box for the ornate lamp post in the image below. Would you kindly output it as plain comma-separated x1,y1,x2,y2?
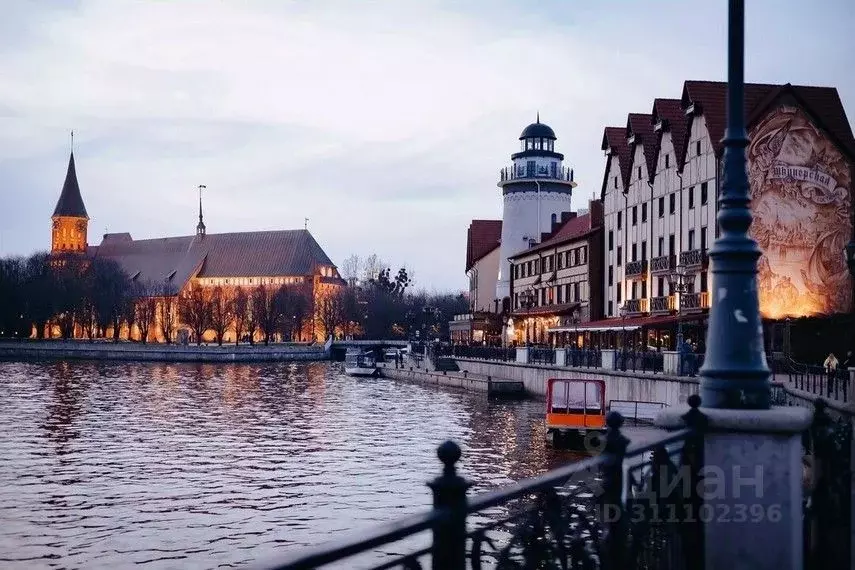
667,264,689,350
699,0,770,409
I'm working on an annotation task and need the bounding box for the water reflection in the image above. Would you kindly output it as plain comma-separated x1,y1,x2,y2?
0,361,582,569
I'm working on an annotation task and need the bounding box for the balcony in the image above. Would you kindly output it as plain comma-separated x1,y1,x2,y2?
625,259,648,280
679,248,708,271
650,295,676,314
650,254,676,274
623,298,649,316
499,164,575,184
680,291,710,312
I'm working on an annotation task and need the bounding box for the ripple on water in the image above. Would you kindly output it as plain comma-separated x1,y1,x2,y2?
0,360,579,569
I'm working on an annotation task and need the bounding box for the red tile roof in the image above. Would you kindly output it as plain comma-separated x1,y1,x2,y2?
466,219,502,272
651,98,688,170
508,212,597,258
601,127,631,193
91,229,339,295
627,113,658,180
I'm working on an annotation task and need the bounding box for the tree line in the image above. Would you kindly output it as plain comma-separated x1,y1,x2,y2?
0,252,468,343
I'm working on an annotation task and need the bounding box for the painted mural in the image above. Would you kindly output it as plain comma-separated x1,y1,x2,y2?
748,105,852,319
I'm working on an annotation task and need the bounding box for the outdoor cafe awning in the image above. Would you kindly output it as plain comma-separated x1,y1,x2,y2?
547,314,683,333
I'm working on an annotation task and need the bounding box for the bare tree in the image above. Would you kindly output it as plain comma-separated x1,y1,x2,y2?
317,289,344,340
135,282,157,344
340,254,361,285
156,283,178,344
179,286,212,345
232,288,249,345
245,291,259,345
209,286,232,346
252,285,280,345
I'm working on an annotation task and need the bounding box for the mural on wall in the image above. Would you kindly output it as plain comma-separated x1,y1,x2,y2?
748,105,852,319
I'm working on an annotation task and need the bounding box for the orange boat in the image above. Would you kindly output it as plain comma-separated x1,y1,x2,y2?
545,378,606,449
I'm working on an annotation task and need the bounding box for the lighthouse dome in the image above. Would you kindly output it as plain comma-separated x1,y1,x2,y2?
519,121,556,140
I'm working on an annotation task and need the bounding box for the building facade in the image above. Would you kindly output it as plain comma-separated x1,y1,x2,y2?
47,151,345,343
592,81,854,353
507,200,604,345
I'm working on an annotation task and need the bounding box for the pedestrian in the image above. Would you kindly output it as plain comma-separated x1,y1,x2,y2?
824,352,839,395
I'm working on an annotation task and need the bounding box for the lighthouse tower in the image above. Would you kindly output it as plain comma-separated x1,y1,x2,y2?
495,115,577,302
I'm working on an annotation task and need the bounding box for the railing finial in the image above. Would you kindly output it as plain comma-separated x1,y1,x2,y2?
437,440,462,476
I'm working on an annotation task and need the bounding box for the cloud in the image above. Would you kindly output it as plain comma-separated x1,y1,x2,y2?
0,0,853,291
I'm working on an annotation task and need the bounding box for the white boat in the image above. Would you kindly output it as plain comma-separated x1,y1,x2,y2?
344,349,378,377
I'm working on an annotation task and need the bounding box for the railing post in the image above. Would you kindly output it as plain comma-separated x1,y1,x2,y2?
599,411,629,568
428,441,469,570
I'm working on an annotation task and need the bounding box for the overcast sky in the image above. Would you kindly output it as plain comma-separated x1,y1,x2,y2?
1,0,853,291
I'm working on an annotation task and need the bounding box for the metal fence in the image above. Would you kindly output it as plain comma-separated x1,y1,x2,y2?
786,360,851,403
565,348,602,368
451,345,516,362
260,398,707,570
612,350,665,374
529,347,555,365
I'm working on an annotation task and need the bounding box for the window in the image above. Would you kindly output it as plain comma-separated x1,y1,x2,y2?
557,286,563,304
608,300,614,316
631,243,637,262
701,181,708,205
641,241,647,261
608,230,614,251
581,247,587,264
669,193,675,214
617,246,622,266
658,237,664,256
632,206,637,226
688,229,696,250
658,196,665,217
617,211,623,229
658,276,664,296
701,226,707,252
527,160,535,176
534,139,541,150
696,140,702,156
641,280,647,298
617,283,622,303
614,176,618,189
669,234,675,255
642,203,647,223
632,282,638,299
514,293,519,309
665,154,670,168
701,271,708,293
574,282,580,302
689,186,695,209
608,265,613,285
637,166,642,180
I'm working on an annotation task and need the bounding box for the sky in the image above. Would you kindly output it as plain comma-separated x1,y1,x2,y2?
1,0,853,292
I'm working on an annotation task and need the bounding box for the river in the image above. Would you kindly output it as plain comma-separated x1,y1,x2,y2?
0,360,586,569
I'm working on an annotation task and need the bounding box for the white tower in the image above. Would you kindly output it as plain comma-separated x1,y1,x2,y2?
495,115,577,303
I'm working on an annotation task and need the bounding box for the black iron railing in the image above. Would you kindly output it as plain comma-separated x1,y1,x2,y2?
613,350,664,374
565,347,602,368
530,347,555,365
261,399,707,570
452,345,516,362
804,400,853,569
625,259,648,279
784,359,851,403
678,249,707,268
650,295,675,313
651,254,676,274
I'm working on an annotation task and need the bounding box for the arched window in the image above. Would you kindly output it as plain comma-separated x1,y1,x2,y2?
551,213,557,225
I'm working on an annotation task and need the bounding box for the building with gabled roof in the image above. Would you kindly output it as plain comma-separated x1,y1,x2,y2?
48,150,344,342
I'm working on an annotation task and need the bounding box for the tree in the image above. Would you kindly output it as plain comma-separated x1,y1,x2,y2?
22,253,56,339
244,291,259,345
232,288,249,345
317,289,344,340
85,258,130,341
209,286,233,346
0,257,27,338
252,285,280,345
135,282,157,344
340,286,361,339
53,260,86,339
340,254,361,285
179,286,212,345
156,283,178,344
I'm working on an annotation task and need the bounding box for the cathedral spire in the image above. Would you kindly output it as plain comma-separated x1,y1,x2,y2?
196,184,206,236
52,150,88,219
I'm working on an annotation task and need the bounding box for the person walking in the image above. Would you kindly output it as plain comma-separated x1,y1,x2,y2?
824,352,839,396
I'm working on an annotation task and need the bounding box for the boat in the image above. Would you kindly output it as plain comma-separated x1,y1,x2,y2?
344,348,379,377
545,378,606,450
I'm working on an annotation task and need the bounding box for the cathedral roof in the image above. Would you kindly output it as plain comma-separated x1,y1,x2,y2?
52,152,88,218
91,229,339,295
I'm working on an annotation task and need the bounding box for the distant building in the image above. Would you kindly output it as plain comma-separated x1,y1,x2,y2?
48,151,345,342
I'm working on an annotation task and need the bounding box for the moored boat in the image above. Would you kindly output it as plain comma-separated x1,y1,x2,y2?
344,349,378,377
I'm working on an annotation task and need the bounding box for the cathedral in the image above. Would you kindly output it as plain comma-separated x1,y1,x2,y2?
49,150,345,342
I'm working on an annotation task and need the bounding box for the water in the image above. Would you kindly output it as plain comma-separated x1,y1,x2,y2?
0,360,585,569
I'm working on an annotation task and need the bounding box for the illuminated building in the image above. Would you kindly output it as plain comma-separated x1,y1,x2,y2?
48,150,345,342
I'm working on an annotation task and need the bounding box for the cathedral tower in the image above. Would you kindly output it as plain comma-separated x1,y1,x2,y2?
51,152,89,254
495,116,577,302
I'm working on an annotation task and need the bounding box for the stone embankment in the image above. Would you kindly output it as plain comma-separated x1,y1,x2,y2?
0,340,328,363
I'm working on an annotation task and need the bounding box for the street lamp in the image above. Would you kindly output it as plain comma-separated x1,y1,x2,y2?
667,264,689,350
699,0,770,409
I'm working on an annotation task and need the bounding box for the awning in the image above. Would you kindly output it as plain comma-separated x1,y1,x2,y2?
512,302,580,318
548,325,642,333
